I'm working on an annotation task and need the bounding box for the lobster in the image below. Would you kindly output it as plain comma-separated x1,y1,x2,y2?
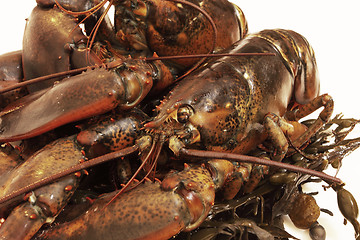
1,24,356,239
0,1,359,240
0,0,247,142
0,0,249,238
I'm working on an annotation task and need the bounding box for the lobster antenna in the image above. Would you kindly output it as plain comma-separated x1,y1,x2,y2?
0,145,139,205
179,148,343,185
144,52,275,61
0,141,343,206
0,52,274,95
85,0,114,62
54,0,109,15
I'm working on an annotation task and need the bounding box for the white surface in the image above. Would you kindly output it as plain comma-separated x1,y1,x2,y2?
1,1,360,239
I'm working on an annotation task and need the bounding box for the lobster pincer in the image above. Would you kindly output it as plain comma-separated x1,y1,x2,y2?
33,159,252,240
0,109,146,240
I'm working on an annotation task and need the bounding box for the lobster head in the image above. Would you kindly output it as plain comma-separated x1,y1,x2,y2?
143,65,241,156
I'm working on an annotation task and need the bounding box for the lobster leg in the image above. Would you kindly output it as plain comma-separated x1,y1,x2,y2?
264,94,334,160
242,94,334,193
286,94,334,148
216,160,251,200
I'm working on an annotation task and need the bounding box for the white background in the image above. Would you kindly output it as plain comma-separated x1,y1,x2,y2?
0,1,359,239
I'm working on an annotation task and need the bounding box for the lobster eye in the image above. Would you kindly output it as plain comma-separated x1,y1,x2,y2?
177,105,193,123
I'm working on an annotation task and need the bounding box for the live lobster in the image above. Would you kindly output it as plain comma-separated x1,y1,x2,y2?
0,0,358,240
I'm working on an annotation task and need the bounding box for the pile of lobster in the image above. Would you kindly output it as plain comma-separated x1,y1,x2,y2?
0,0,359,239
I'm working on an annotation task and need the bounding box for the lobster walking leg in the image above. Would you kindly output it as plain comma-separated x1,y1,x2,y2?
286,94,334,148
241,94,334,193
264,94,334,160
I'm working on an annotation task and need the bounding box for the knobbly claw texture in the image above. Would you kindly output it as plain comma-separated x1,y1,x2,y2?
37,164,217,240
77,108,148,158
0,136,85,239
37,182,190,240
0,60,155,142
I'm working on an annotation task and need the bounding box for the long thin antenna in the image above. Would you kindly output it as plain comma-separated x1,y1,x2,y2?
0,52,274,94
179,148,343,185
0,145,139,205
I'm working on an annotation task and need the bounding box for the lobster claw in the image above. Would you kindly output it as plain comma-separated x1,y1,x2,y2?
0,61,154,142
